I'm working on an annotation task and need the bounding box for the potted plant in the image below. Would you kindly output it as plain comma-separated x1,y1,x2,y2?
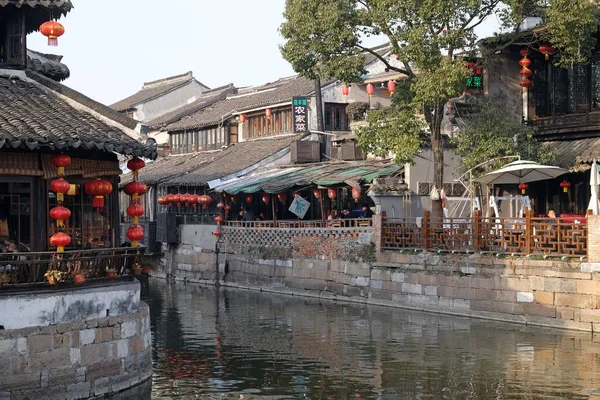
132,263,142,276
0,272,12,288
106,268,117,279
44,269,64,286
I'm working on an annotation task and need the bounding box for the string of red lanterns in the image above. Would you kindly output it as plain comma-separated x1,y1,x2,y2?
50,154,72,253
125,157,146,247
519,48,532,90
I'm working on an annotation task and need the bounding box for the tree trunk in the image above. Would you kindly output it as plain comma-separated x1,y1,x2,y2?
430,103,445,220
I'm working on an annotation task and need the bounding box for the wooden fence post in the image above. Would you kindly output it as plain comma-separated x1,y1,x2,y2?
525,209,534,255
423,210,430,250
473,209,481,252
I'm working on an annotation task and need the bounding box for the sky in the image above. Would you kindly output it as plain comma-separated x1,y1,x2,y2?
26,0,500,106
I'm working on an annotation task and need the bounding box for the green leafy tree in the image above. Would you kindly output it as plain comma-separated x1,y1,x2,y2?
452,97,555,178
280,0,598,217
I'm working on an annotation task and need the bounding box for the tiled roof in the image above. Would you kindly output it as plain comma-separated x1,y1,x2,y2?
0,72,156,159
123,134,302,186
146,84,235,129
544,138,600,172
27,49,70,82
164,76,315,131
363,43,393,66
0,0,72,33
110,72,207,112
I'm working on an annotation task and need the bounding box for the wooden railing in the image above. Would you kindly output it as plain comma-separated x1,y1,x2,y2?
227,219,373,229
381,211,587,258
0,246,144,289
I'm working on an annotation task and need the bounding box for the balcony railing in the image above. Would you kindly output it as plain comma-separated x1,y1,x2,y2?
528,111,600,137
0,246,145,289
227,219,373,229
381,211,587,258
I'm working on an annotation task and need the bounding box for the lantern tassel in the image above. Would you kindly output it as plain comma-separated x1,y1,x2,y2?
57,193,64,202
133,216,139,225
57,246,64,252
48,37,58,47
132,241,138,248
58,166,65,176
93,196,104,210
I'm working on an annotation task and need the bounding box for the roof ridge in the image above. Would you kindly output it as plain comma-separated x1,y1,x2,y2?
203,83,235,95
143,71,193,88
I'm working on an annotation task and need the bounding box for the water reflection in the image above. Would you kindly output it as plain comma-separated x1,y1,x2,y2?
141,278,600,399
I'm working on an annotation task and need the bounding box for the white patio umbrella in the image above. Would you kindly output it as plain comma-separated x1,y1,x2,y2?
588,159,600,215
475,160,568,185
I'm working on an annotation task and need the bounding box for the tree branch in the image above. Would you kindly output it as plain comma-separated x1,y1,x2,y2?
356,44,411,76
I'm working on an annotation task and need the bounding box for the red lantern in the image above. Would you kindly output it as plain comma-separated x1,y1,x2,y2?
519,58,532,68
50,232,71,252
366,83,374,96
123,181,148,199
265,108,272,119
51,154,71,176
39,21,65,47
261,194,271,204
165,194,177,208
560,181,571,193
518,183,529,195
188,194,199,209
240,114,247,123
231,195,238,204
181,193,191,206
49,206,71,227
387,80,396,95
539,44,555,60
519,79,532,89
352,187,361,201
127,157,145,178
313,188,321,200
341,84,349,96
84,178,113,210
245,194,254,204
127,203,144,224
519,48,530,57
225,205,232,212
215,216,223,225
50,178,70,202
126,225,144,247
277,193,286,203
172,194,182,207
212,231,221,237
198,195,212,208
327,187,337,200
158,196,168,207
519,68,533,78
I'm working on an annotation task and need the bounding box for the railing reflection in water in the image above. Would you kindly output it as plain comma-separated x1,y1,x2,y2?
0,246,145,289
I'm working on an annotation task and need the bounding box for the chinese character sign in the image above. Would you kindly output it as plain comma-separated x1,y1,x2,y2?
292,96,308,133
465,61,483,90
289,195,310,219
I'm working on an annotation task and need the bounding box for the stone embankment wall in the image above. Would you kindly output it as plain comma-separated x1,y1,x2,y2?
0,282,151,400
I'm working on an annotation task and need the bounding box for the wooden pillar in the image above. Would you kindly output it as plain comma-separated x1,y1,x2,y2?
423,210,430,250
525,209,534,255
473,209,481,252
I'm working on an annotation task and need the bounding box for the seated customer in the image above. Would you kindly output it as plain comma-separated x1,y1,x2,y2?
361,203,374,218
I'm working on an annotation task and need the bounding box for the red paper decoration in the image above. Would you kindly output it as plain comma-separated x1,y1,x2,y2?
127,158,145,177
50,232,71,252
40,21,65,46
313,188,321,200
126,225,144,247
261,194,271,204
327,188,337,200
51,154,71,176
560,181,571,193
50,178,70,202
49,206,71,227
352,187,361,201
123,181,148,199
539,44,556,60
387,80,396,95
519,79,532,88
277,193,286,203
215,216,223,225
85,178,112,210
240,114,247,123
198,195,212,208
265,108,272,119
189,194,199,209
366,83,374,96
518,183,529,195
127,203,144,224
158,196,168,207
245,194,254,204
341,84,349,96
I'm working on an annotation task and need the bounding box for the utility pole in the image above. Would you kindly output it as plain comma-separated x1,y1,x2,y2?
314,76,328,160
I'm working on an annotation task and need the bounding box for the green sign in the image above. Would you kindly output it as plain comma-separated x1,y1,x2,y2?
292,96,308,133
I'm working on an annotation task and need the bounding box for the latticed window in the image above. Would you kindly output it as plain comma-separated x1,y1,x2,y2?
247,107,293,139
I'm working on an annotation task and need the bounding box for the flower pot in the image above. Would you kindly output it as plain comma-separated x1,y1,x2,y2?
142,266,151,274
47,276,57,285
106,270,117,279
73,273,85,285
132,267,142,276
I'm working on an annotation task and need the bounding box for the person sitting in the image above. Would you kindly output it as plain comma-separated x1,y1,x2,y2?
341,208,358,219
242,207,256,222
546,209,558,231
361,203,374,218
328,209,339,220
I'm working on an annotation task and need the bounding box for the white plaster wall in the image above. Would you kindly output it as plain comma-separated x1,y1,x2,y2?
0,281,140,330
134,81,206,122
180,224,218,249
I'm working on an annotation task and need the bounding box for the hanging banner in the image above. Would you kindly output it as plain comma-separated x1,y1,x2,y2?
292,96,308,133
289,195,310,219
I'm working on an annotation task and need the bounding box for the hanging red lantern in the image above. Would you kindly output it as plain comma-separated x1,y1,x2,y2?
198,195,212,208
261,193,271,204
519,58,532,68
518,183,529,195
245,194,254,204
225,205,232,212
212,231,221,237
215,216,223,225
327,187,337,200
84,178,113,210
50,178,70,202
181,193,191,206
40,21,65,47
560,181,571,193
352,187,361,201
127,157,145,178
539,44,555,60
216,202,225,209
158,196,168,207
188,194,199,209
50,232,71,252
172,194,182,207
519,79,532,89
265,108,272,119
366,83,374,96
127,203,144,225
387,80,396,95
519,48,530,57
313,188,321,200
240,114,247,123
51,154,71,176
341,84,349,96
519,68,533,78
165,194,177,208
231,195,238,204
49,206,71,227
277,193,286,203
123,181,148,198
126,225,144,247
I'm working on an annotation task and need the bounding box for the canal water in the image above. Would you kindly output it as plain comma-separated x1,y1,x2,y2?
138,278,600,399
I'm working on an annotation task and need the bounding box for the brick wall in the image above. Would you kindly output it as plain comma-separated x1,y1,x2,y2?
588,215,600,262
0,303,152,399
